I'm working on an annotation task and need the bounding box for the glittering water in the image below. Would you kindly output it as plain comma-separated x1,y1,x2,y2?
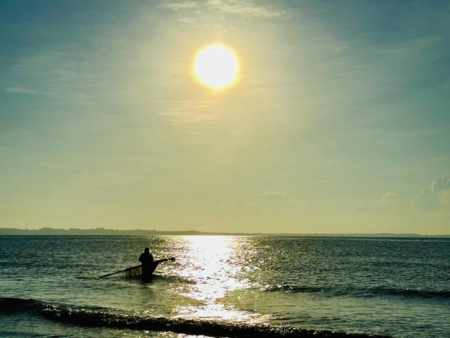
0,235,449,337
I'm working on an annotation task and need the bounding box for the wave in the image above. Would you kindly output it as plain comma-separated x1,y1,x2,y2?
263,285,450,300
370,287,450,299
0,297,391,337
0,297,43,313
41,304,391,337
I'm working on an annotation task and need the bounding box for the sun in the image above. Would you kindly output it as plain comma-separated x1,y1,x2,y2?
194,45,238,89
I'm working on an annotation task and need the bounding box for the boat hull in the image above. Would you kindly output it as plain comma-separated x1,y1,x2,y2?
125,261,161,279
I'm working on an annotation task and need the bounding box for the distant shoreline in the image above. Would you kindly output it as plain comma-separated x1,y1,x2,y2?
0,227,449,238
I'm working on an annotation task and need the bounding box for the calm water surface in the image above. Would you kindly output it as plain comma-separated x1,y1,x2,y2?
0,236,449,337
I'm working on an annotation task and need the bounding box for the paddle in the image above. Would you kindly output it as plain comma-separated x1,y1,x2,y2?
99,257,175,278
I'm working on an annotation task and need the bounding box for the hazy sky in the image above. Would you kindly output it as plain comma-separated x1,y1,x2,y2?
1,1,449,234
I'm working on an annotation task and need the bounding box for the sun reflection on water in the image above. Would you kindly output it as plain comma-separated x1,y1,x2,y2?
171,236,257,321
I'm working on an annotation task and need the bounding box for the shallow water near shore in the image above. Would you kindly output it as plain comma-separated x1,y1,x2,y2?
0,235,449,337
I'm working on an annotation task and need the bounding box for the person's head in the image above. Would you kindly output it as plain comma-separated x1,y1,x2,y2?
144,247,149,253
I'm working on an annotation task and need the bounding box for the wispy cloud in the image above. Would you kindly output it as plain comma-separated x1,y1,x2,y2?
160,97,221,125
373,191,397,209
178,17,197,24
357,191,399,213
6,86,38,94
414,175,450,211
163,1,198,10
207,0,287,18
163,0,287,19
256,191,302,210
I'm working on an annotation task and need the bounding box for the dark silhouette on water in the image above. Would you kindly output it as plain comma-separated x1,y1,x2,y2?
99,252,175,279
139,247,154,278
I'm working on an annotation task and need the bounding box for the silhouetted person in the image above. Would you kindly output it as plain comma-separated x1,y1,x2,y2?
139,247,154,277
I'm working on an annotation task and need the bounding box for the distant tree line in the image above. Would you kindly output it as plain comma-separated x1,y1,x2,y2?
0,227,448,237
0,227,206,236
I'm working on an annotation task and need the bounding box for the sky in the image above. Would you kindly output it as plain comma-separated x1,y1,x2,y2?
1,0,449,234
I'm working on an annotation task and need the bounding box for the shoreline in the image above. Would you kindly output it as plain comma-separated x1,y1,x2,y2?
1,227,449,237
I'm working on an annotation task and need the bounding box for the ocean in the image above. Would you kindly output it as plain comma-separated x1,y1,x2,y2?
0,235,449,337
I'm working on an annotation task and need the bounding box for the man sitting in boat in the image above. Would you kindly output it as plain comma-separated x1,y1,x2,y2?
139,248,154,277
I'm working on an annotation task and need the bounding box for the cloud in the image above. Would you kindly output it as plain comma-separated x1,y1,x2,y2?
358,191,398,213
414,175,450,210
208,0,287,18
178,17,197,24
255,191,302,210
159,97,220,125
6,86,37,94
373,191,397,209
163,0,287,19
163,2,198,10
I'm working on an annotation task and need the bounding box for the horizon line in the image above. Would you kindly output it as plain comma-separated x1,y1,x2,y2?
0,227,449,237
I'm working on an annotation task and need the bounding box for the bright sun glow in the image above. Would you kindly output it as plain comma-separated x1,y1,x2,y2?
194,45,238,89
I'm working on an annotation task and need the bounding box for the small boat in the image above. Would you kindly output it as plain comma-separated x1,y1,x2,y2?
100,257,175,279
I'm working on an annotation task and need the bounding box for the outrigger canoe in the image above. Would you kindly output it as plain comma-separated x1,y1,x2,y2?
100,257,175,279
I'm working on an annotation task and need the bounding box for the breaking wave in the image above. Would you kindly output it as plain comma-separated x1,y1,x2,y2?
41,304,391,337
263,285,450,299
0,297,391,337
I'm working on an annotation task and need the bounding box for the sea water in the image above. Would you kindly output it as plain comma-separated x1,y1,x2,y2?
0,235,449,337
